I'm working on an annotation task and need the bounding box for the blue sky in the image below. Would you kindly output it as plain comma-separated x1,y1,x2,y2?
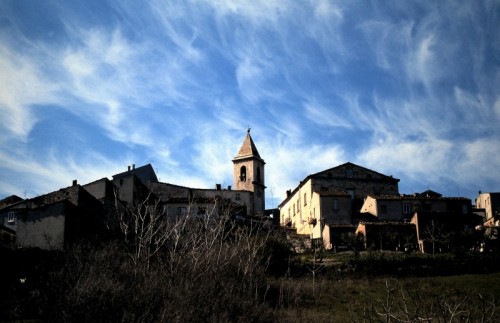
0,1,499,208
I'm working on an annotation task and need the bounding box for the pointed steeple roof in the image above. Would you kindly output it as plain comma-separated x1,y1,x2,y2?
234,129,262,161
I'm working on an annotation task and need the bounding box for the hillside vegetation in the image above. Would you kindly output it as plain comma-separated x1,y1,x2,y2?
2,219,500,322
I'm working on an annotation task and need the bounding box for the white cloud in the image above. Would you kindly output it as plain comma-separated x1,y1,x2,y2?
454,138,500,184
0,46,58,140
149,1,203,62
201,0,293,24
0,146,129,198
0,0,498,206
313,0,342,20
235,56,266,103
495,97,500,120
304,98,352,129
406,34,439,91
357,20,414,71
358,138,453,181
262,138,346,201
191,129,239,186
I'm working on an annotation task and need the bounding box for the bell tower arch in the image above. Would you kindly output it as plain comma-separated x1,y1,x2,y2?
233,129,266,215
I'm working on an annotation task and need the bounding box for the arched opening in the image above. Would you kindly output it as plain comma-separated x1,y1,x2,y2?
240,166,246,181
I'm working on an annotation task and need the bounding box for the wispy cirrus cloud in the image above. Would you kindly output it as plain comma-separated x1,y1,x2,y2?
0,46,58,141
0,0,498,204
0,144,131,197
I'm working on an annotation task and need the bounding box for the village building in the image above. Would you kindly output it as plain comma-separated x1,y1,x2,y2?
475,192,500,227
411,210,483,253
358,191,480,252
360,190,473,221
84,130,267,221
279,162,399,239
0,130,494,255
0,183,108,250
145,129,266,220
355,222,418,251
0,131,268,250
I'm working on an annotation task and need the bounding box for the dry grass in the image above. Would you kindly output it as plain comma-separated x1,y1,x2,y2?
275,272,500,322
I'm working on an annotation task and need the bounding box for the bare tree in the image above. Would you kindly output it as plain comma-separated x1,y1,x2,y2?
113,190,172,270
357,279,497,322
423,219,444,257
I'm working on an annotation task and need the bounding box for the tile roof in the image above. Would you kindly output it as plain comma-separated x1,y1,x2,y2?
234,130,261,160
368,194,470,201
315,191,350,197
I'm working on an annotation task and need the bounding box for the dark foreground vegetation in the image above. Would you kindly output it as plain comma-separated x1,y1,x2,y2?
2,216,500,322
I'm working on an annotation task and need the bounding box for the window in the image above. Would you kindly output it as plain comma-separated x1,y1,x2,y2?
333,199,339,210
235,193,241,201
346,168,353,178
198,207,207,215
462,204,468,214
7,211,15,223
240,166,246,182
297,200,300,212
293,204,295,214
304,193,307,206
256,167,261,183
402,203,411,214
178,207,186,216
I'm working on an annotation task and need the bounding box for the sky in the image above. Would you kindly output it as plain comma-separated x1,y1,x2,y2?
0,0,499,208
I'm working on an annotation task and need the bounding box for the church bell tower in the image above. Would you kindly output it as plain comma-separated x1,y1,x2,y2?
233,129,266,215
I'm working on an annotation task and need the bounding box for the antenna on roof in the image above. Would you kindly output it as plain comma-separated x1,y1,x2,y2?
270,187,274,208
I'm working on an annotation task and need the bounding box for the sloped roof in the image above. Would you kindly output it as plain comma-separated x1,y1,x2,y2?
3,185,83,211
278,162,399,208
310,162,399,182
112,163,158,183
233,130,262,161
0,195,23,210
315,191,350,197
366,194,470,201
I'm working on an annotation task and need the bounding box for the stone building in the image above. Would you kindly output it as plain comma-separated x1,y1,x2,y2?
360,191,473,222
232,129,266,215
279,162,399,236
475,192,500,226
0,183,108,250
146,130,267,218
112,164,158,205
411,210,483,253
355,222,417,251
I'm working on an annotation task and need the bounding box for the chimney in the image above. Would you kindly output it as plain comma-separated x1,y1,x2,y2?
216,184,222,190
286,189,291,197
132,164,135,170
72,180,77,186
128,166,131,171
228,185,231,191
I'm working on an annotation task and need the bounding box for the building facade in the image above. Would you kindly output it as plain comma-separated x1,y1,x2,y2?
360,192,473,221
279,162,399,236
476,192,500,226
0,184,108,250
232,129,266,215
145,130,266,218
